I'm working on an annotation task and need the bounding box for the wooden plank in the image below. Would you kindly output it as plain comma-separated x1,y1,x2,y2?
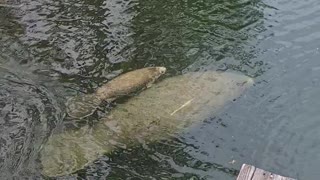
236,164,256,180
252,167,272,180
272,174,296,180
237,164,296,180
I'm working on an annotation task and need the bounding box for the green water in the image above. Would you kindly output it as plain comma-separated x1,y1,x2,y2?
1,0,319,179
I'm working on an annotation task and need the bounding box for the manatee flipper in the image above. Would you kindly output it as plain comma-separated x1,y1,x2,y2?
146,81,154,88
66,94,102,119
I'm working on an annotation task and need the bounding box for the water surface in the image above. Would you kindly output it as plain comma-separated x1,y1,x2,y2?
0,0,319,179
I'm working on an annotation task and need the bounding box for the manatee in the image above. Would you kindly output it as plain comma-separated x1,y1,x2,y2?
41,71,254,177
66,67,166,119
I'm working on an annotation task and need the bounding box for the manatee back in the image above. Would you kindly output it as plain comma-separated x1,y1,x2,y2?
96,67,166,100
104,71,254,142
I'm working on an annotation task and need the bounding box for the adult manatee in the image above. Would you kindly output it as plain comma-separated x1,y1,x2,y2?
41,71,254,177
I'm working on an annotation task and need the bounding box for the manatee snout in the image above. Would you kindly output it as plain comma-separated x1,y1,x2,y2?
156,67,167,74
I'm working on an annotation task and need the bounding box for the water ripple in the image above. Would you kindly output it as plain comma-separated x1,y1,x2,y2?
0,66,63,178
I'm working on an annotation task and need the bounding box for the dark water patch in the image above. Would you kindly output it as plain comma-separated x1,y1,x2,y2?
0,66,63,178
3,0,268,86
65,139,239,179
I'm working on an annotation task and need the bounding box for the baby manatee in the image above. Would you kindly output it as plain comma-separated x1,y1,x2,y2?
66,67,166,119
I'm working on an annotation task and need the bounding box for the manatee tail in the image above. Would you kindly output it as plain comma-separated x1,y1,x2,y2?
66,93,102,119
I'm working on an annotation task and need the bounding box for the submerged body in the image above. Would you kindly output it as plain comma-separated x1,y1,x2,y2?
66,67,166,119
41,71,254,177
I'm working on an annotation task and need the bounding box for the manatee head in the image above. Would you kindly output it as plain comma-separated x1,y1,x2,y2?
147,66,167,82
149,66,166,80
156,67,166,74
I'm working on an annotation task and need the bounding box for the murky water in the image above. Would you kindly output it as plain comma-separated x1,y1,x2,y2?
0,0,319,179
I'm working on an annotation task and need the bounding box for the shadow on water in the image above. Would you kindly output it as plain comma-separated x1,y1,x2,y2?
0,0,272,179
